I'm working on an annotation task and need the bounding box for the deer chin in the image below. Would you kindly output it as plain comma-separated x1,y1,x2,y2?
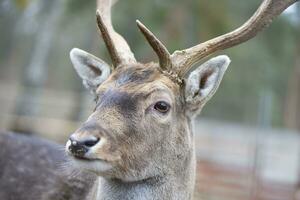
69,155,113,173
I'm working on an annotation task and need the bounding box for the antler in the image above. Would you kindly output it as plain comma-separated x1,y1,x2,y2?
96,0,136,68
97,0,298,78
136,0,298,78
136,20,172,71
171,0,299,77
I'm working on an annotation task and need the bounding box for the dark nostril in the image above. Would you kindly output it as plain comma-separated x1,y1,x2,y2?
83,138,100,147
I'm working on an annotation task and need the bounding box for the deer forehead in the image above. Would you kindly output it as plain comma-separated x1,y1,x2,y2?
96,64,180,103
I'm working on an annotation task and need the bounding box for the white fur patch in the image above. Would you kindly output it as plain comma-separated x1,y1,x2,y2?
69,157,112,173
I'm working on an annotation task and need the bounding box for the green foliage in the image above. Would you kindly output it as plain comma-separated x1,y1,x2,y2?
65,0,95,15
13,0,30,10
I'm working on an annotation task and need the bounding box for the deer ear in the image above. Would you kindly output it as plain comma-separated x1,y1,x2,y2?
70,48,111,94
185,55,230,115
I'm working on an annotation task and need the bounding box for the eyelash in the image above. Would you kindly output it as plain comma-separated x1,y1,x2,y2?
93,96,99,111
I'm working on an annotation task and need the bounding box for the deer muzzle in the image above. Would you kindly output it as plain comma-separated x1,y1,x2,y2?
67,135,100,159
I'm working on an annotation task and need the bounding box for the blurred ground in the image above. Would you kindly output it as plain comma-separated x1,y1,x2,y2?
194,120,300,200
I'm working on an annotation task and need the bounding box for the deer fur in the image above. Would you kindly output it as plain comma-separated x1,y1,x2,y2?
0,132,95,200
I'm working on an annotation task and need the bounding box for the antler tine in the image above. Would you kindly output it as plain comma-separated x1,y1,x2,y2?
136,20,172,70
171,0,298,77
96,0,136,68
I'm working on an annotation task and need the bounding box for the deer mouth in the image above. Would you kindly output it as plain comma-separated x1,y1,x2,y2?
68,153,113,173
72,154,93,161
66,148,107,162
71,154,107,163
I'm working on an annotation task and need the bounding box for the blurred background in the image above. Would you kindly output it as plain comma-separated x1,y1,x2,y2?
0,0,300,199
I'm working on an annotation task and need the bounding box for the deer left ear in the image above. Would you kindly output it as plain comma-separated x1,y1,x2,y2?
70,48,111,94
185,55,230,115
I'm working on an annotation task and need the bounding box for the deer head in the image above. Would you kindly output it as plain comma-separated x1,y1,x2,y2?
65,0,297,183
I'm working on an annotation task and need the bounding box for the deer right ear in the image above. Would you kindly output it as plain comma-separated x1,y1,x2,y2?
184,55,230,116
70,48,111,93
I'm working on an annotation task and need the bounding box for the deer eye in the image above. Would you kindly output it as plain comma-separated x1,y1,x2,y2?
154,101,170,113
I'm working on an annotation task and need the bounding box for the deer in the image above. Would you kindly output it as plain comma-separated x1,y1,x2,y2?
0,0,298,200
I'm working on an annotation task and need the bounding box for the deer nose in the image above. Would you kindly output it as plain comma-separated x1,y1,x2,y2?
68,136,100,158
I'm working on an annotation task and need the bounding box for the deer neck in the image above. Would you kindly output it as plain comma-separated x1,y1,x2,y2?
94,167,195,200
